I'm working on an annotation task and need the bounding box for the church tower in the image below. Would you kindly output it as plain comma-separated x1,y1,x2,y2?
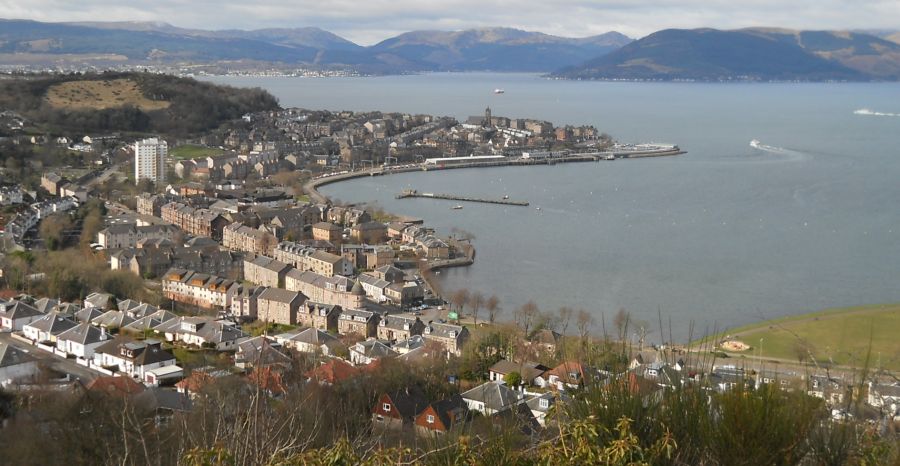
484,106,492,127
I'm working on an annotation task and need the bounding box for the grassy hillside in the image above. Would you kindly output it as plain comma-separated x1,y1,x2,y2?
45,78,170,111
0,72,279,136
700,303,900,371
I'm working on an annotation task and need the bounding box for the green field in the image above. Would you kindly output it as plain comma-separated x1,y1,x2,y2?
170,144,225,160
699,304,900,371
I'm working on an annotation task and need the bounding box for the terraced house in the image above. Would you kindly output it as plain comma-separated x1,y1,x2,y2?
222,222,277,255
162,268,241,309
338,308,380,338
256,288,305,325
97,224,180,249
243,256,291,288
377,314,425,342
274,241,353,277
161,202,229,240
285,270,367,310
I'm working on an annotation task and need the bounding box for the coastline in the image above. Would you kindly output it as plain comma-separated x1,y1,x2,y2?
303,147,684,299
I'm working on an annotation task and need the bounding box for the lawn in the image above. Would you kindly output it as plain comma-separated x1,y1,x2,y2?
170,144,226,160
700,303,900,371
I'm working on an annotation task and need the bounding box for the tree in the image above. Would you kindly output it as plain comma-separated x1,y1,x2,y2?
577,309,594,344
259,231,278,255
450,288,470,316
558,306,574,335
486,295,501,324
39,213,73,251
514,301,540,338
469,291,485,325
78,203,105,248
503,371,522,387
613,308,631,340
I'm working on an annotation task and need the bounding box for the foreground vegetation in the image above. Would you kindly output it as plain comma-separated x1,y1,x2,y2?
0,337,895,466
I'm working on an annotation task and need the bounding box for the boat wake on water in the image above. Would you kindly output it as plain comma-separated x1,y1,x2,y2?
748,139,809,161
854,108,900,117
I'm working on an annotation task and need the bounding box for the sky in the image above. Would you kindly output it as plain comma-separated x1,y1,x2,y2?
2,0,899,45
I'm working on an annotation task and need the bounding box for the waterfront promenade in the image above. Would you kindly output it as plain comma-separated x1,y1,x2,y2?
302,146,684,204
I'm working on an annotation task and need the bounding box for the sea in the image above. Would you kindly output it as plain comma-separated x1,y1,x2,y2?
203,73,900,341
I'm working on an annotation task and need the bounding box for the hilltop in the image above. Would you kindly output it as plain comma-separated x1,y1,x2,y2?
0,19,630,73
0,72,279,136
554,28,900,81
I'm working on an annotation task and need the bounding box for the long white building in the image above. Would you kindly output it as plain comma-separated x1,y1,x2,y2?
134,137,168,184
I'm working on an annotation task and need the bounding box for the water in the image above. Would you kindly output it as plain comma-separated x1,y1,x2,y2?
204,73,900,340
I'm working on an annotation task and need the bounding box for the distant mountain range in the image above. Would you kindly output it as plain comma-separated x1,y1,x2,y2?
3,20,900,81
0,19,631,73
554,28,900,81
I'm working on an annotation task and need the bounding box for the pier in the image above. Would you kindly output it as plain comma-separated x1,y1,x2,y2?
396,189,530,206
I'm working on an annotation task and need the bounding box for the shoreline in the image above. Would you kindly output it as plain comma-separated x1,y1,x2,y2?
302,148,684,300
302,147,685,204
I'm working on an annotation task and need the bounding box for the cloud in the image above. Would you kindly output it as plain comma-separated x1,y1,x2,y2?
1,0,898,44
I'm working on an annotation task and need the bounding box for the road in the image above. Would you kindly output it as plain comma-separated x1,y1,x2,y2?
0,333,100,382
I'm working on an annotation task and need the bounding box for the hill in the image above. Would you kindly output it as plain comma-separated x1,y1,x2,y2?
554,28,900,81
0,19,630,73
0,72,279,136
369,27,632,71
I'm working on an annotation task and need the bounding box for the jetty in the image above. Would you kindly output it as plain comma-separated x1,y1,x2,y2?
396,189,529,206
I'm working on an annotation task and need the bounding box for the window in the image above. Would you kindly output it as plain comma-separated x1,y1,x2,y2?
539,398,549,409
382,403,391,412
426,414,435,424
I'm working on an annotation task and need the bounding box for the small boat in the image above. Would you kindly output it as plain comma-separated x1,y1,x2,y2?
451,205,463,210
502,195,509,199
535,207,541,211
493,88,505,94
750,139,761,149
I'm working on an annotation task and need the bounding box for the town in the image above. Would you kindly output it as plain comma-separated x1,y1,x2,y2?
0,97,897,464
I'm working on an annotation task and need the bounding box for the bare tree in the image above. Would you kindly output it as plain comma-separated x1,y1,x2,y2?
577,309,594,344
613,308,631,340
514,301,540,338
486,295,501,324
558,306,573,335
39,213,73,250
450,288,470,316
259,231,278,255
469,291,484,325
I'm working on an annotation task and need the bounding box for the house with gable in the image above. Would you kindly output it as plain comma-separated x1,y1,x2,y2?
415,394,469,437
371,386,430,430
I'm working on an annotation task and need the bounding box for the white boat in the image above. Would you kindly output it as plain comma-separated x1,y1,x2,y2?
502,195,509,199
750,139,761,149
493,88,505,94
451,205,463,210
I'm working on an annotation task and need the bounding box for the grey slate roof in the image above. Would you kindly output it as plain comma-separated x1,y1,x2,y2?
461,381,521,412
26,313,78,335
57,322,108,346
0,342,36,368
